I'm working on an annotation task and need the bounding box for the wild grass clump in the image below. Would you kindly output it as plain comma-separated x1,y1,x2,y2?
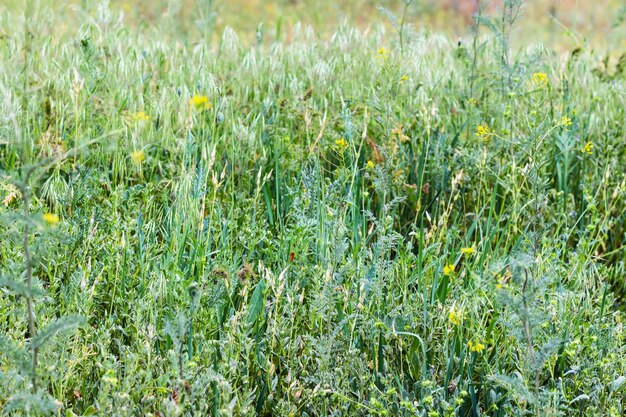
0,1,625,416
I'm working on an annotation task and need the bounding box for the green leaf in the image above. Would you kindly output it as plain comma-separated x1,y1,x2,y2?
0,278,46,298
84,406,98,416
247,279,266,327
611,376,626,392
30,315,85,350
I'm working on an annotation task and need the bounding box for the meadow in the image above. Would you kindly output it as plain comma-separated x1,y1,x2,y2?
1,0,626,416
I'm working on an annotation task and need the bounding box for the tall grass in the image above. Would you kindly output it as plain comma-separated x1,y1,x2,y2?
0,1,625,416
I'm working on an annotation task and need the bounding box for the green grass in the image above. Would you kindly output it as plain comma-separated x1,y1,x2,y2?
1,1,626,416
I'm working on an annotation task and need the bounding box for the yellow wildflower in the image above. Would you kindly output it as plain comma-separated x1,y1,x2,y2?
189,95,211,110
580,141,594,155
375,47,390,63
531,72,548,86
476,124,492,142
468,340,486,353
496,271,509,289
461,247,475,255
366,160,375,169
560,116,573,126
131,150,145,164
448,306,463,326
43,213,60,226
468,97,477,106
400,75,409,82
132,111,150,122
334,138,349,153
443,264,455,276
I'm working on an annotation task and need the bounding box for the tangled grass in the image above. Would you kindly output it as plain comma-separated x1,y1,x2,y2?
1,1,625,416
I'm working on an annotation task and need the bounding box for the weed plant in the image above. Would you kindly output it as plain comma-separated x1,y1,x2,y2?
1,1,625,416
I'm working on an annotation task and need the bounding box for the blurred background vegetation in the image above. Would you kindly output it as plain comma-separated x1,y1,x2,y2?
2,0,626,49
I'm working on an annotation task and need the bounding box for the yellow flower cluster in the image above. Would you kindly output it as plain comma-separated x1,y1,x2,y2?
580,141,594,155
375,47,390,63
189,95,211,111
495,270,510,289
448,306,463,326
560,116,573,126
131,150,145,164
334,138,349,153
366,160,375,169
131,111,150,122
531,72,548,86
43,213,60,226
476,124,492,142
461,247,475,255
443,264,455,276
468,340,486,353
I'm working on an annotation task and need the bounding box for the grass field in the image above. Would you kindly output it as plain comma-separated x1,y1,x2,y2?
1,0,626,416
